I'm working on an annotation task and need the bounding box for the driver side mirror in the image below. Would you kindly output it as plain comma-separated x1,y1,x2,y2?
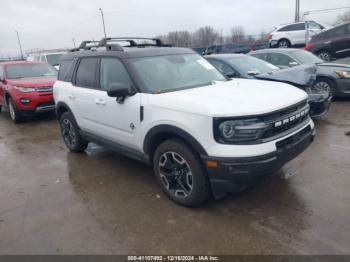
289,61,299,67
107,83,135,104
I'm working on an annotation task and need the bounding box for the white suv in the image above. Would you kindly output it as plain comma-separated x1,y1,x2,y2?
269,21,325,48
54,38,315,206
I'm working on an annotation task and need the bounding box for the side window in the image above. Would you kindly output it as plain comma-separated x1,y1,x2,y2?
99,58,132,91
251,53,268,62
208,60,237,77
307,21,322,30
58,59,77,82
329,25,348,38
75,58,99,88
278,23,305,32
267,53,294,66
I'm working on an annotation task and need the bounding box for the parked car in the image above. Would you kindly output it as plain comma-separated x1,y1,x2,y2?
305,22,350,61
27,49,67,70
54,37,315,206
250,48,350,97
205,54,331,117
269,21,325,48
0,61,57,123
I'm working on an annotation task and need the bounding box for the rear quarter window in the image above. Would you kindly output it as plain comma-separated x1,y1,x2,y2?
58,59,77,82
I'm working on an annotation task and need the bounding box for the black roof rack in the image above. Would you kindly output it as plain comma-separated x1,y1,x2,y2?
70,40,100,52
71,37,171,53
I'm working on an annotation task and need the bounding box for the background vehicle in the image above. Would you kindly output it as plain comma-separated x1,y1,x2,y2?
269,21,325,48
305,22,350,61
26,49,68,70
0,61,57,123
250,48,350,97
54,37,315,207
206,54,331,117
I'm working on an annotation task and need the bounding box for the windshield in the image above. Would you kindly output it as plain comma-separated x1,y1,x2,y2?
291,50,324,64
6,63,58,79
226,56,279,76
130,54,226,93
46,54,63,66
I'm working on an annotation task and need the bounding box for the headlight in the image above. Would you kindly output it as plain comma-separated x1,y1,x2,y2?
335,71,350,79
14,86,36,93
215,118,267,144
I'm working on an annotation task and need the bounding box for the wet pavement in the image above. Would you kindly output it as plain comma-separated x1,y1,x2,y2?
0,100,350,255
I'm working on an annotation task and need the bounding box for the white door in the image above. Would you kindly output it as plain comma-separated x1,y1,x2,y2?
91,57,141,149
288,23,306,45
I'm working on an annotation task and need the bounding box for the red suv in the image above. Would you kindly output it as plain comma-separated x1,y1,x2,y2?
0,61,57,123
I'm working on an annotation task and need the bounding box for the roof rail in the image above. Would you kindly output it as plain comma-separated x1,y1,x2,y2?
99,37,171,48
71,37,171,53
70,41,100,52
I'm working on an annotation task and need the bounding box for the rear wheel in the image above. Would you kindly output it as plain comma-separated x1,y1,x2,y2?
59,112,88,153
8,98,22,123
153,139,211,207
277,39,291,48
317,50,332,61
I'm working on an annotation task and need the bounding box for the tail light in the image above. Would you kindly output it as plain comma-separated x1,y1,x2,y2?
305,43,312,50
268,34,272,40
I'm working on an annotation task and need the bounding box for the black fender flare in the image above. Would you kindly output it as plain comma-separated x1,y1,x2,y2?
143,125,208,159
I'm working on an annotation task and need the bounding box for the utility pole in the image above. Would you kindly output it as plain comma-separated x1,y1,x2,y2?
72,38,76,48
99,8,107,39
295,0,300,22
15,30,24,60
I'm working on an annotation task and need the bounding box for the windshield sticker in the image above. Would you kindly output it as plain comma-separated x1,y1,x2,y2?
197,59,215,70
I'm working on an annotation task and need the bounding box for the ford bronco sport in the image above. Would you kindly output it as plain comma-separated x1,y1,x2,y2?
54,37,315,206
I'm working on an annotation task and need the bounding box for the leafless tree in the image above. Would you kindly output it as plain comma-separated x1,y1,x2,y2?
334,10,350,25
192,26,219,47
166,31,192,47
228,26,245,44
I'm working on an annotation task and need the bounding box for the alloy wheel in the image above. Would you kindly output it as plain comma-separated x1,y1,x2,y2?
318,52,331,61
278,40,289,48
311,81,331,95
158,151,193,198
61,118,77,148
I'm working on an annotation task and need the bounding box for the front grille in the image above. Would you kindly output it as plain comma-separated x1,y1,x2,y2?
261,100,310,142
36,86,53,92
37,101,55,107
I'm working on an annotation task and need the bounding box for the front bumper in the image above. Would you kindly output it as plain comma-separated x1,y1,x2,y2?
308,94,332,118
202,125,315,199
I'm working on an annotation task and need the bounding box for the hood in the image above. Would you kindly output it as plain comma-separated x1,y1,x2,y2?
318,63,350,70
147,79,307,117
255,64,317,87
6,76,57,87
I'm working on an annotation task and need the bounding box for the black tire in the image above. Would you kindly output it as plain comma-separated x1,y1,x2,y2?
59,112,88,153
313,78,336,96
8,98,23,123
0,105,2,113
317,50,332,61
153,138,211,207
277,39,291,48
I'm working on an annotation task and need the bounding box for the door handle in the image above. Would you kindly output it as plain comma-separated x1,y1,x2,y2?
324,41,331,44
94,99,106,106
68,94,76,99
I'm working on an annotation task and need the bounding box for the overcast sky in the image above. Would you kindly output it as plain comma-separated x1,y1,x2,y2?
1,0,349,56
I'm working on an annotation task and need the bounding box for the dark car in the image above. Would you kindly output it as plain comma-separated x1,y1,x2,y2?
305,22,350,61
250,48,350,97
205,54,332,117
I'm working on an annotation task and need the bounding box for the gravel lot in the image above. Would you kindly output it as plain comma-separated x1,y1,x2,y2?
0,99,349,255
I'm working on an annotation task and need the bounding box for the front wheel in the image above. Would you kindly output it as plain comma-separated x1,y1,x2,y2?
8,98,22,123
153,139,211,207
59,112,88,153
